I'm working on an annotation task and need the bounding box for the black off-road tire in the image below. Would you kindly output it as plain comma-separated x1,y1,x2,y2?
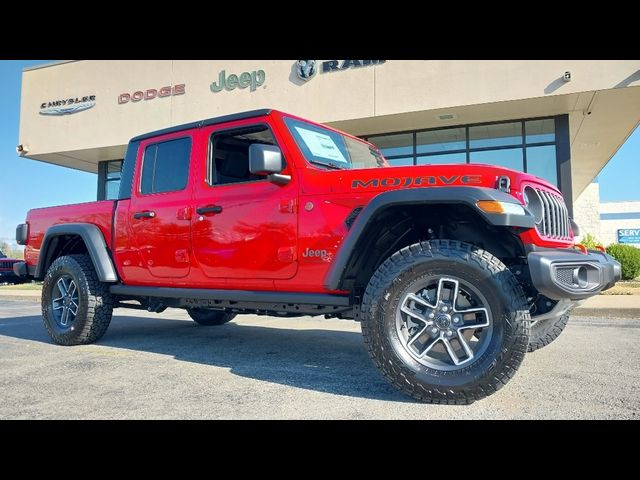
361,240,530,404
527,314,569,352
41,254,113,345
186,308,236,326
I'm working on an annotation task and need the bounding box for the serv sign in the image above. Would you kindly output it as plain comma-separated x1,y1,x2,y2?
617,229,640,244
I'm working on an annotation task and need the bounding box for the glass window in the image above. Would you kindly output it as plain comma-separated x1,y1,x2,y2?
386,156,414,167
284,117,386,170
526,145,557,186
104,160,122,200
141,137,191,194
417,152,467,165
106,181,120,200
416,127,466,154
526,119,555,144
210,125,277,186
368,133,413,157
470,148,524,171
469,122,522,148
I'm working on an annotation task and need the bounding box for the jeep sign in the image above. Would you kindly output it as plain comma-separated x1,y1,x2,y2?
211,70,265,93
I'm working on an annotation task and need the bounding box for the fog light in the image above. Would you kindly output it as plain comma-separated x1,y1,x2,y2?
573,266,588,288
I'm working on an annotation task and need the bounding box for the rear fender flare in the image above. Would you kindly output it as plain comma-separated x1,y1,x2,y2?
35,223,118,282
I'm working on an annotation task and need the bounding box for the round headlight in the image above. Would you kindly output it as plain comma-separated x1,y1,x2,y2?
523,186,544,224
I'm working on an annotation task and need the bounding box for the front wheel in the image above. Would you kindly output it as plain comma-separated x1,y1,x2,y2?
361,240,530,404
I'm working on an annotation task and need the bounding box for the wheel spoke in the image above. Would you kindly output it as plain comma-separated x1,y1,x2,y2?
417,335,441,358
405,293,437,310
400,304,430,324
60,306,69,326
57,278,68,296
68,301,79,316
407,324,430,348
442,338,462,365
436,278,459,305
67,281,77,298
457,310,490,331
456,332,474,360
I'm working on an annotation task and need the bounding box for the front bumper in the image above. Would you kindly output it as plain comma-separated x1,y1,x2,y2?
528,247,622,300
12,262,29,278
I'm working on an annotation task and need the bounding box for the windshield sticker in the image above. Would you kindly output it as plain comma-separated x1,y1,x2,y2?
294,127,347,163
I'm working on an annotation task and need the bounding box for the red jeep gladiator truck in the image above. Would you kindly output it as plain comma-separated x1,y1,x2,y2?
14,109,621,403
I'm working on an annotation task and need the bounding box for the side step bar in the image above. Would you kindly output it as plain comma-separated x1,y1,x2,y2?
109,285,350,306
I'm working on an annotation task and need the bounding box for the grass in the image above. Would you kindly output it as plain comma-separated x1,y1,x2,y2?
0,282,43,291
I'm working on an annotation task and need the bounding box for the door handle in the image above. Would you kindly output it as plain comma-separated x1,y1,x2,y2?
133,210,156,219
196,205,223,215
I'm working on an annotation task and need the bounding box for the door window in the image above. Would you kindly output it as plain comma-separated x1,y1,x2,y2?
209,125,278,186
141,137,191,194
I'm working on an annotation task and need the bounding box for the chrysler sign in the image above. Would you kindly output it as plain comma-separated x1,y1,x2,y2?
40,95,96,115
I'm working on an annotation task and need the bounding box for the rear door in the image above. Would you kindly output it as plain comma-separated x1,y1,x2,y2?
128,133,194,281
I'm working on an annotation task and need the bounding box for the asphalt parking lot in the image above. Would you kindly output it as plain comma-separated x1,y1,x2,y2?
0,299,638,419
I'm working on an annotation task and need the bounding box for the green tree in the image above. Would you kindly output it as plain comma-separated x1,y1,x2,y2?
606,244,640,280
0,241,23,260
579,233,602,249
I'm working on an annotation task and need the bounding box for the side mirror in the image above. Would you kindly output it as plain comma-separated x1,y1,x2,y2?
249,144,290,185
249,144,284,175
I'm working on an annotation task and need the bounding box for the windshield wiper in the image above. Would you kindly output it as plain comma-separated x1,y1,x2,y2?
310,160,347,170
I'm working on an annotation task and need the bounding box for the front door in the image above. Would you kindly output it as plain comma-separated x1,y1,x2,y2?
128,134,193,281
192,122,298,282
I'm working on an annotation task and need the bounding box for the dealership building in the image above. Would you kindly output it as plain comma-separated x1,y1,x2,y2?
17,60,640,237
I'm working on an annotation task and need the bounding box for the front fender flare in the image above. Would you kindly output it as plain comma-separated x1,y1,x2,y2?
324,186,534,291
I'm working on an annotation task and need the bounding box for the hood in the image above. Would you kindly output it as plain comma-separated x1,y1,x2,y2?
298,163,560,197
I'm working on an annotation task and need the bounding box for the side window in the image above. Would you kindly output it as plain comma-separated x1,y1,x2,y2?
141,137,191,194
209,125,278,186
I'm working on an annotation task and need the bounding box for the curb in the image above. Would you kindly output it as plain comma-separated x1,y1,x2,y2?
572,307,640,319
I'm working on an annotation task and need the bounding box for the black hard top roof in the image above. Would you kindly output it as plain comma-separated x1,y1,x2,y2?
130,109,273,142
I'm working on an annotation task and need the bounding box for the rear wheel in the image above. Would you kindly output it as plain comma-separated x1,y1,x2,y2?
361,240,530,404
186,308,236,326
41,254,113,345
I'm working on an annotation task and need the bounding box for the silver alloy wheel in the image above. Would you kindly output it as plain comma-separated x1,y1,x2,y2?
395,276,493,371
51,275,79,329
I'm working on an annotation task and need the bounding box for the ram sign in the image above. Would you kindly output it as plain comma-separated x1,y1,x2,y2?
617,229,640,244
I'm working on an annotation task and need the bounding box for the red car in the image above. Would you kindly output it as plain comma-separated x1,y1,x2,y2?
13,109,621,403
1,250,25,284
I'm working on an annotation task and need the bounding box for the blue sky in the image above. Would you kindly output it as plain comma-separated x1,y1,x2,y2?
0,60,638,247
0,60,96,246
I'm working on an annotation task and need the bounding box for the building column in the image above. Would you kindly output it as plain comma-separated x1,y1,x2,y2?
555,114,572,215
97,161,107,201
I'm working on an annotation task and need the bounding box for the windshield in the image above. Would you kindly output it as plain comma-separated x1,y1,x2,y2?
283,116,387,170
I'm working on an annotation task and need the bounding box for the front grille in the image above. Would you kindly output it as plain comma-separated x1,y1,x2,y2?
535,188,571,240
555,268,574,286
0,261,15,270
